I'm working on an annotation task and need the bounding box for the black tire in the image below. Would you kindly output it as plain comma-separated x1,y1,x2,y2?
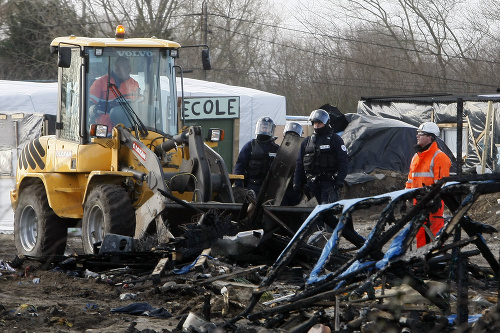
82,184,135,254
14,184,68,257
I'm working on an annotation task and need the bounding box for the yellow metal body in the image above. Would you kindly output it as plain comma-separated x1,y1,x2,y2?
11,128,194,218
50,36,181,49
11,32,231,225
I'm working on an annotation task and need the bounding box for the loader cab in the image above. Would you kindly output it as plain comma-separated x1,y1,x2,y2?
51,32,181,144
84,47,178,139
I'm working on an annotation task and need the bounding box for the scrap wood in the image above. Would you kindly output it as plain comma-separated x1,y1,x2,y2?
193,248,211,270
439,182,500,274
299,179,500,308
295,217,427,303
229,212,325,324
247,283,361,321
230,186,439,323
151,257,170,284
292,220,452,312
130,176,500,329
212,280,259,289
286,312,322,333
194,264,266,286
305,187,437,293
345,291,408,304
242,191,297,236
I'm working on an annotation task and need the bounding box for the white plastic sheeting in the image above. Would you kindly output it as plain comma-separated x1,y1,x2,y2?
0,80,58,114
0,80,57,233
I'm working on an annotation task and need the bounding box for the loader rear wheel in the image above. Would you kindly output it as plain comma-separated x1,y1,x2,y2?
82,184,135,254
14,184,68,257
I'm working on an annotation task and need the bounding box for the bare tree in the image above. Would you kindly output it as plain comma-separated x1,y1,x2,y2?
331,0,496,91
78,0,184,38
273,0,500,114
172,0,280,87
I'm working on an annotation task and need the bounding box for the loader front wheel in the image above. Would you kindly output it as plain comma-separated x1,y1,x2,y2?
14,184,68,257
82,184,135,254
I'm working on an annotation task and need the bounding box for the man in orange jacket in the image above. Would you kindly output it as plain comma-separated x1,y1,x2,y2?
89,56,139,133
406,122,451,248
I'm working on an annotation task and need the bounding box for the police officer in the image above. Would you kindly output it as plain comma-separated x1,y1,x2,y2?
234,117,279,197
283,122,303,138
293,109,348,204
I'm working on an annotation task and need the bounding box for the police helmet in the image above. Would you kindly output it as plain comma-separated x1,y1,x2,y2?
308,109,330,126
418,122,440,137
283,122,303,137
255,117,276,137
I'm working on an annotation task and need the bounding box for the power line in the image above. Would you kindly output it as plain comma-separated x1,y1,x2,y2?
208,23,499,90
206,12,500,67
1,6,498,92
208,67,492,95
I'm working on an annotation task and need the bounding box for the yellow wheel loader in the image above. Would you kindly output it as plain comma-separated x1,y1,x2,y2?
10,26,235,256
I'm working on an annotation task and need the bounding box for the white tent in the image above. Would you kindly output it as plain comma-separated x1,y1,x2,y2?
178,78,286,151
0,80,58,114
0,79,286,233
0,80,58,233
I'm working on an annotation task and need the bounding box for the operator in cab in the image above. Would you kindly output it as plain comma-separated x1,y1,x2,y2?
89,56,140,132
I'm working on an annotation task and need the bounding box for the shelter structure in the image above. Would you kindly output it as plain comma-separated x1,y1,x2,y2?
341,113,455,175
358,93,500,174
178,78,286,168
0,80,57,233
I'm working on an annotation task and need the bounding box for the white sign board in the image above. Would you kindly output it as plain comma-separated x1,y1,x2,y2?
182,96,240,120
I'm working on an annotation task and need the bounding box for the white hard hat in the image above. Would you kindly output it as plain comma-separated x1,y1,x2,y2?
418,122,440,137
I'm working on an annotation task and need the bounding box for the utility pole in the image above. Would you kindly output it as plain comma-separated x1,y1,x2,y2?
202,0,208,80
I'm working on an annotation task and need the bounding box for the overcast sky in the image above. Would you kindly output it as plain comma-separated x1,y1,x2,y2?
270,0,328,31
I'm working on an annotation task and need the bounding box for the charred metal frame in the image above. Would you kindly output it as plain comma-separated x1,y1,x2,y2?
231,174,500,326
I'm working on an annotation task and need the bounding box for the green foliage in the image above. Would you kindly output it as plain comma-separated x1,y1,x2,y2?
0,0,91,80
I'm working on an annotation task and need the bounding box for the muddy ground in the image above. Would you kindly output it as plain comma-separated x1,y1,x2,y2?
1,170,500,332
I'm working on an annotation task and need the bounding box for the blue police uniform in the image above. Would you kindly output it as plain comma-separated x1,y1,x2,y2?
294,126,348,204
234,137,279,197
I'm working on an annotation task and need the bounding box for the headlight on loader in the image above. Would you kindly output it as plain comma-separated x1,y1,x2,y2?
89,124,109,138
207,128,224,142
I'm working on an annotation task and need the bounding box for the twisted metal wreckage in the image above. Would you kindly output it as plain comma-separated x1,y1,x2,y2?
14,116,500,329
228,173,500,327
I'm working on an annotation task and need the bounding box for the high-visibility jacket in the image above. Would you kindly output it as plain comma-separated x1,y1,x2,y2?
89,74,139,105
406,141,451,189
89,74,139,135
406,141,451,248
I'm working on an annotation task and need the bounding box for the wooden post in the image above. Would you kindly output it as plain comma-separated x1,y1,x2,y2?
457,252,469,325
481,101,493,174
457,99,463,176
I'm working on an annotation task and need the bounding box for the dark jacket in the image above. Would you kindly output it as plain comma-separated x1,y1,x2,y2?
234,138,279,187
294,128,348,188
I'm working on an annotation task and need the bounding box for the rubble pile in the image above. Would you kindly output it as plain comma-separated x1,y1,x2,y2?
1,174,500,332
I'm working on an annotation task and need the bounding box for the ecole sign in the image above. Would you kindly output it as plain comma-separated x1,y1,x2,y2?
182,96,240,120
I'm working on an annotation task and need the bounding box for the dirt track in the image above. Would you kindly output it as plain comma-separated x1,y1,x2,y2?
2,171,500,332
0,233,183,332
